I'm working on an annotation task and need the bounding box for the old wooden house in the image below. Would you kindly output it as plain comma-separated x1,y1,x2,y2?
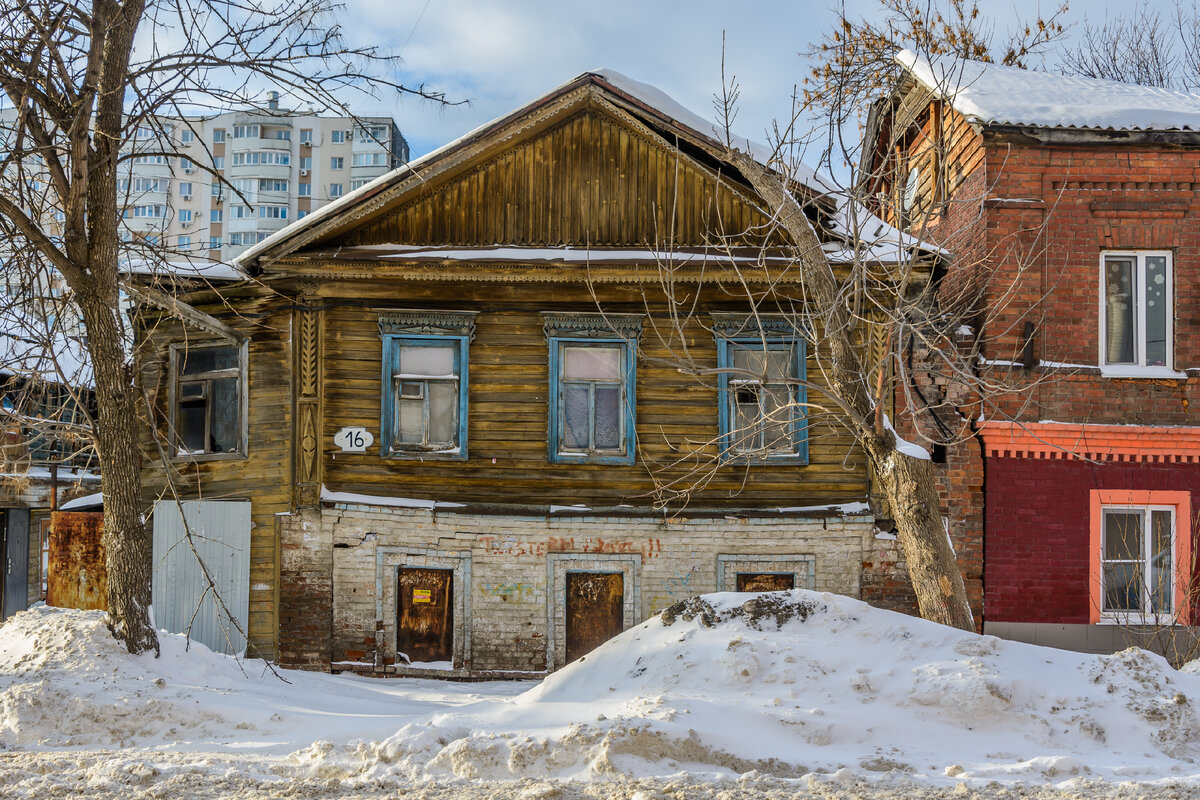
139,71,925,673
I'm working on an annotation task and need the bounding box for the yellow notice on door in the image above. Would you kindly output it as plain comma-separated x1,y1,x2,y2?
413,589,433,603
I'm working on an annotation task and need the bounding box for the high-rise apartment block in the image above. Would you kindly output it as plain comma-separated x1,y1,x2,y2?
120,96,408,263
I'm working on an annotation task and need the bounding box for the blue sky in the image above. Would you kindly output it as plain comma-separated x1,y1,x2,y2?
338,0,1185,160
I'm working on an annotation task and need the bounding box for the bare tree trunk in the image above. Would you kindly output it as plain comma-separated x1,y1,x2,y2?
728,149,975,632
76,290,159,655
865,442,975,630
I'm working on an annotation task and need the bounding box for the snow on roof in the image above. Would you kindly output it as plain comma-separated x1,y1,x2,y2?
0,314,92,387
236,70,925,271
122,258,244,282
897,48,1200,132
59,491,103,511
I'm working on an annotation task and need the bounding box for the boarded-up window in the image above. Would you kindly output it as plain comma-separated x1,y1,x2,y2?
397,567,454,664
565,571,623,663
736,572,795,592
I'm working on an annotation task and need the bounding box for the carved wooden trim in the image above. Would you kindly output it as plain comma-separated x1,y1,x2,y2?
541,311,644,341
294,294,323,508
377,309,478,340
709,312,804,338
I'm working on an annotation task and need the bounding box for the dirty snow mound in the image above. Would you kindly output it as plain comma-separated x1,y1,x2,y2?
0,606,244,747
313,591,1200,785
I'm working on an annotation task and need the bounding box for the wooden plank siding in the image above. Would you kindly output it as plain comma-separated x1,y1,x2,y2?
343,109,770,250
316,280,866,508
139,295,292,660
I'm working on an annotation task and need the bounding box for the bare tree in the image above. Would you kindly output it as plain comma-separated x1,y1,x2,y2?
1058,1,1200,90
0,0,450,654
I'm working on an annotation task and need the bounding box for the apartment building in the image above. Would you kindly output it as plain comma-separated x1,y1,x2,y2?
120,95,409,263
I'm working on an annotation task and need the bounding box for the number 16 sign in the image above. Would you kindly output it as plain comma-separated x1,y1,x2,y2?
333,426,374,453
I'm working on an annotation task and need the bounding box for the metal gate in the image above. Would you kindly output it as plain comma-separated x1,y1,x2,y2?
152,500,251,655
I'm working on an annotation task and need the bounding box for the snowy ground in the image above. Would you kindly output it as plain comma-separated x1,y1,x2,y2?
1,592,1199,798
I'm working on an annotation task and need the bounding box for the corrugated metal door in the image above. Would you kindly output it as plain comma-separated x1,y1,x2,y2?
152,500,250,655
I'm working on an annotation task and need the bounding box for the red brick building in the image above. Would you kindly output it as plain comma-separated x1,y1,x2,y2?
865,52,1200,653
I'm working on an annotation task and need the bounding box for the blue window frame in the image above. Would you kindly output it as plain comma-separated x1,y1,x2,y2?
378,310,476,460
713,315,807,464
543,313,642,465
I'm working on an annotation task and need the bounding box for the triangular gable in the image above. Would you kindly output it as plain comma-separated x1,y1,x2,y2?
328,103,770,251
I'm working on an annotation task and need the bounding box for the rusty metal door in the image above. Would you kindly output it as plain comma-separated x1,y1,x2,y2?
736,572,795,592
47,512,106,610
396,567,453,664
565,571,623,663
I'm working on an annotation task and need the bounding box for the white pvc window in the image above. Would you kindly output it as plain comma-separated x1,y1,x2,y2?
1100,505,1175,620
1100,251,1172,370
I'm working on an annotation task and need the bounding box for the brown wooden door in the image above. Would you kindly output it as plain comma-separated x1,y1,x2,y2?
736,572,795,592
397,567,454,664
565,571,623,663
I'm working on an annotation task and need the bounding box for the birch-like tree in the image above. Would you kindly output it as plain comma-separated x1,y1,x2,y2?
0,0,448,654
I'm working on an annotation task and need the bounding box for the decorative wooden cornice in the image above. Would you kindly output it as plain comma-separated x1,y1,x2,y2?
709,312,805,338
377,309,479,339
979,421,1200,463
541,312,644,341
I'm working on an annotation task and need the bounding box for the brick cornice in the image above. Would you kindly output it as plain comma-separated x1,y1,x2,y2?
979,421,1200,463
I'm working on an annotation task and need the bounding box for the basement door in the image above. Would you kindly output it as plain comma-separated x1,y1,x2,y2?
396,567,454,664
565,571,623,663
152,500,250,656
736,572,795,592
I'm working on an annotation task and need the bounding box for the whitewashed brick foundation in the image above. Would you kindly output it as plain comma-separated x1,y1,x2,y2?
322,503,875,675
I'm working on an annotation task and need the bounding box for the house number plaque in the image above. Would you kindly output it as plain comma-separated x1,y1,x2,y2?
334,426,374,453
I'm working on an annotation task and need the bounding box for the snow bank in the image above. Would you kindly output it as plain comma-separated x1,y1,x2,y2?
307,591,1200,785
0,606,518,752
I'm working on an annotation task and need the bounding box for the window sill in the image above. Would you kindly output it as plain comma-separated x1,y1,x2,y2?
551,451,635,466
1099,365,1187,380
721,452,809,466
1095,615,1177,626
172,451,248,463
384,448,468,462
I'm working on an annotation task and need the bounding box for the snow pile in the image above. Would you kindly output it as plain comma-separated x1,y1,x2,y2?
0,605,518,752
307,591,1200,785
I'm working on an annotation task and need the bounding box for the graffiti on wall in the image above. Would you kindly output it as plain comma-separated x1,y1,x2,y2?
475,535,663,559
477,581,545,604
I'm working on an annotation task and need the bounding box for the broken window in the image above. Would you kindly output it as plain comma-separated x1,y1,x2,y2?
172,343,245,457
714,325,807,463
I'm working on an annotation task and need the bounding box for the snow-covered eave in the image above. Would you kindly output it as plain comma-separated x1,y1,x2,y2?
319,485,873,520
895,48,1200,135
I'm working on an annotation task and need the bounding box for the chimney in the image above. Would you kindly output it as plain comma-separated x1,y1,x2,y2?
268,91,279,111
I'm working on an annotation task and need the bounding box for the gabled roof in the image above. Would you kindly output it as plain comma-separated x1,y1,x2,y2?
236,69,926,275
896,49,1200,133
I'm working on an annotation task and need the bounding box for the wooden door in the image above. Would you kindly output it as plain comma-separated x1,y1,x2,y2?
736,572,795,592
397,567,454,664
565,571,623,663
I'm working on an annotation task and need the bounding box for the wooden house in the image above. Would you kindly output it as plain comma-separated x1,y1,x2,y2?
863,51,1200,656
138,71,923,673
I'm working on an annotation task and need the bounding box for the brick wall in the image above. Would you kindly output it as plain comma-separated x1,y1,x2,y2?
320,502,876,674
278,509,333,669
985,456,1200,623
